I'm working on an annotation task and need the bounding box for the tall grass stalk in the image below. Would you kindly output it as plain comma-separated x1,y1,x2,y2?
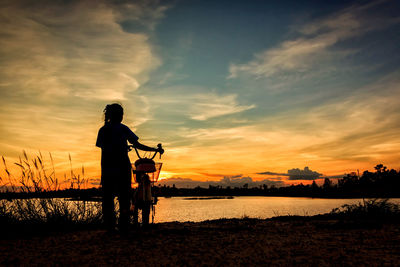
0,152,102,227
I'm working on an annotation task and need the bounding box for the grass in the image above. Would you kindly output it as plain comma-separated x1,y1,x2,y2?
0,152,102,233
330,198,400,220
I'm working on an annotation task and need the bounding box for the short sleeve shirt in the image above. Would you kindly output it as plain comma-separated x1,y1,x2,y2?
96,123,139,182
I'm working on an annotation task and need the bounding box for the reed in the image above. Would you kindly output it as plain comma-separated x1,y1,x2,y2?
0,152,102,228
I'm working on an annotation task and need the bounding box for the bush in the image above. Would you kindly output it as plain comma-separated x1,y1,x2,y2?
330,198,400,219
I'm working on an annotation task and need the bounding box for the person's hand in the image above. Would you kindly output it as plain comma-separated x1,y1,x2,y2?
157,143,164,155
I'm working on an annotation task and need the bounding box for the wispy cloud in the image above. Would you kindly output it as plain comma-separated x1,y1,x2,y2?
293,71,400,163
0,0,168,100
229,1,399,79
189,93,256,121
148,90,255,121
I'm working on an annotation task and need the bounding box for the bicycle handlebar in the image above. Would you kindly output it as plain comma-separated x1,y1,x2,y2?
128,143,163,160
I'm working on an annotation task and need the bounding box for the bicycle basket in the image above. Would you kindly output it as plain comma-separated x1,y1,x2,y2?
132,161,162,183
135,158,156,172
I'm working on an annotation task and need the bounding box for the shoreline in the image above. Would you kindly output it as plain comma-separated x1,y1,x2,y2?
1,216,399,265
3,194,400,201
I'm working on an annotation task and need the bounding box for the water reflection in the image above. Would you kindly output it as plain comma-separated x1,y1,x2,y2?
3,196,399,223
153,196,400,223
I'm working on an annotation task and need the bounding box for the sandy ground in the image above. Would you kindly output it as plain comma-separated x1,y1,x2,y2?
1,218,400,266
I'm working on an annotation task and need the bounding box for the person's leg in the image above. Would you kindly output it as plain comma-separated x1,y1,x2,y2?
119,191,130,231
117,165,133,232
132,205,139,225
142,203,150,226
118,177,132,232
131,188,139,225
102,185,116,231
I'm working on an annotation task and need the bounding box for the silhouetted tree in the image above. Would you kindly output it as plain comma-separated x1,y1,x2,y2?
374,164,387,173
323,178,332,190
311,181,318,189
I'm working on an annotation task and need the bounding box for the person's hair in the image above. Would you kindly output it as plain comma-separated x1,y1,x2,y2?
103,103,123,124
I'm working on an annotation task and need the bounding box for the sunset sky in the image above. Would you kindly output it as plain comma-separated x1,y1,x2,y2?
0,0,399,188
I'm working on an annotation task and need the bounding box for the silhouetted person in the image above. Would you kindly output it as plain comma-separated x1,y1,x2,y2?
96,103,163,232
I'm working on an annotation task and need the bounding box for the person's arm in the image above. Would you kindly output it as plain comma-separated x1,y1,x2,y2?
131,140,164,155
125,124,164,154
131,139,158,152
131,140,164,154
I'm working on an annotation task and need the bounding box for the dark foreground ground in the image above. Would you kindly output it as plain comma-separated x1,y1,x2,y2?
1,217,400,266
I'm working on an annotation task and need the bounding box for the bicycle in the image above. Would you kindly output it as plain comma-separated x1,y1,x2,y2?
129,143,163,226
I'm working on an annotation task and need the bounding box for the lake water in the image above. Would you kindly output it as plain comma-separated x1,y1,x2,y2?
152,196,400,223
3,196,400,223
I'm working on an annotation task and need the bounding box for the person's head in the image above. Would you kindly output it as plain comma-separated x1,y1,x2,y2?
104,103,123,124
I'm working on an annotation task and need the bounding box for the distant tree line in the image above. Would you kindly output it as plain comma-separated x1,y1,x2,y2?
1,164,399,199
154,164,400,198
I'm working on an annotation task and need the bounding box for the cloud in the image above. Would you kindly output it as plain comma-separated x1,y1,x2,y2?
258,167,322,180
179,126,249,141
257,171,287,176
157,175,284,188
189,93,255,121
229,1,399,79
293,71,400,163
0,0,167,100
287,167,322,180
149,90,255,121
114,1,170,32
